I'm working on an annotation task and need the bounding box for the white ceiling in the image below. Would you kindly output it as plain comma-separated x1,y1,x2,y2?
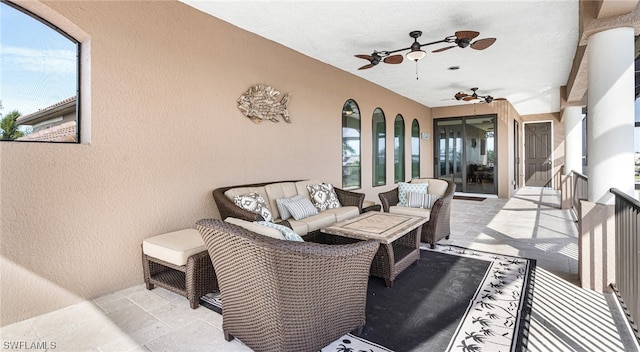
180,0,579,116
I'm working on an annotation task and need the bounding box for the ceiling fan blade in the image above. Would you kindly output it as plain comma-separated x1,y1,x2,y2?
494,98,507,101
358,63,375,70
432,45,456,53
355,54,374,61
455,30,479,41
471,38,496,50
463,96,477,101
383,54,403,64
454,92,468,101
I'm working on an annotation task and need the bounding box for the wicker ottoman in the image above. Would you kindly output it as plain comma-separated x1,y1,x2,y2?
142,229,217,309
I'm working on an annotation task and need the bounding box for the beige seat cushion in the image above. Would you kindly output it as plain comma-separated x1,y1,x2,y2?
389,205,431,220
224,186,270,207
411,178,449,197
288,211,336,234
363,200,377,208
287,221,309,236
224,217,285,240
323,206,360,222
264,182,298,220
143,229,206,266
294,179,322,200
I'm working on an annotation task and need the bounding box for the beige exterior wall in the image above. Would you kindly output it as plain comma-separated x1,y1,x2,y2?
0,1,433,325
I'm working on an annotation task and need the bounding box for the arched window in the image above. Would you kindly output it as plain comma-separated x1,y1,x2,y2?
342,99,361,189
394,114,405,183
1,1,81,143
411,119,420,178
372,108,386,186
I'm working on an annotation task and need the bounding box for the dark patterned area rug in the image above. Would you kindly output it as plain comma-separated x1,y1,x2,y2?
201,245,536,352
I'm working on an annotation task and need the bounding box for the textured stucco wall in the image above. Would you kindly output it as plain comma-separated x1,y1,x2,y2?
0,0,433,325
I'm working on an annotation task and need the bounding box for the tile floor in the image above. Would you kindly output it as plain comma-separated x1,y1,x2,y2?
1,187,636,351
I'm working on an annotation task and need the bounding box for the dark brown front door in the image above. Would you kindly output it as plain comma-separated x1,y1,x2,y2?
524,122,552,187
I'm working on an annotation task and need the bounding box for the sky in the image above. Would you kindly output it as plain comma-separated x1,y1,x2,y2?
0,2,77,117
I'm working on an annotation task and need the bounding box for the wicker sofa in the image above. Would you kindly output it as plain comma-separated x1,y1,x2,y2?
196,218,379,352
212,179,365,239
378,178,456,248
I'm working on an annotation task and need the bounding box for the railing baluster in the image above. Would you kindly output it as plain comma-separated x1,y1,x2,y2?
610,187,640,344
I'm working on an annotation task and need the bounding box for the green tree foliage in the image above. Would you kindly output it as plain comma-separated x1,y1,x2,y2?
0,110,25,140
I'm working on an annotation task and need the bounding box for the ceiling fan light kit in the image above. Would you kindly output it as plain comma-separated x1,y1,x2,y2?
406,49,426,62
406,30,427,62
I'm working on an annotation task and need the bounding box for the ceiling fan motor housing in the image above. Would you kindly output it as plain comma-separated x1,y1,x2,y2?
456,38,471,48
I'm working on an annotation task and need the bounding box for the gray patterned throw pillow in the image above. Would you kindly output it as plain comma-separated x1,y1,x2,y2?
234,192,273,222
306,183,341,211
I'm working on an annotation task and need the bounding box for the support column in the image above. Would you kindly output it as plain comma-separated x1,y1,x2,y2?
561,106,584,208
564,106,583,176
580,27,635,291
586,27,635,204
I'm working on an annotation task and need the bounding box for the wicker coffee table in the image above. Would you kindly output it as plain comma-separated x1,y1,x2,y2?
321,212,427,287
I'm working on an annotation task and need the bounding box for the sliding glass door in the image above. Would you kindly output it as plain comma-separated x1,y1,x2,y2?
435,115,497,194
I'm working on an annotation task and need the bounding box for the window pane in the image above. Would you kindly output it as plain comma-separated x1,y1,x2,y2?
411,119,420,178
1,1,79,142
394,114,405,183
372,108,386,186
635,125,639,185
635,98,639,185
342,100,361,189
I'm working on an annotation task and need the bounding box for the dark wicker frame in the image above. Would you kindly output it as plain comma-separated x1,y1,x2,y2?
378,179,456,248
196,218,379,352
213,180,366,222
142,249,218,309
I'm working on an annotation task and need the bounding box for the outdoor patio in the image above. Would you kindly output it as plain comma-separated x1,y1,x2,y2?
0,188,633,351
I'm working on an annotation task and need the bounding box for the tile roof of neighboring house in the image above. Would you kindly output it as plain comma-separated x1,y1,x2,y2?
16,96,77,125
16,121,77,142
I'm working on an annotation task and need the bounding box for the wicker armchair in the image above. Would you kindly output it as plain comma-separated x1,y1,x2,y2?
378,178,456,248
196,219,379,352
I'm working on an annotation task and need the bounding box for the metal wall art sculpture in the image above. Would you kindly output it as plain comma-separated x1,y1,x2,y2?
237,84,291,123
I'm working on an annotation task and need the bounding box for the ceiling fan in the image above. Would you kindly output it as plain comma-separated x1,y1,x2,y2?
432,31,497,53
455,88,506,103
355,30,496,70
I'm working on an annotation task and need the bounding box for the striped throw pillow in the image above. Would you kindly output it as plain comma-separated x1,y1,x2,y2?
276,195,305,220
398,182,428,206
283,197,318,220
407,192,440,209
